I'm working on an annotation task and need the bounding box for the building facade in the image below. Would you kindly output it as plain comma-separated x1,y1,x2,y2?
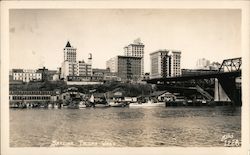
124,38,145,76
9,91,57,104
106,56,142,81
61,41,92,80
150,49,181,79
36,67,57,81
12,69,42,82
196,58,210,69
171,51,181,77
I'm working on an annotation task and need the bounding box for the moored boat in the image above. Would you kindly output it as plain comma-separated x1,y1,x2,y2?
48,104,53,109
79,101,87,109
129,100,165,107
94,103,110,108
54,104,59,109
108,101,126,107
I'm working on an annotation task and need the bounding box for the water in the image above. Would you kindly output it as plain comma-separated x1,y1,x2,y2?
10,106,241,147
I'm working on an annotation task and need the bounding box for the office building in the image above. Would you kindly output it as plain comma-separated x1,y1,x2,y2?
124,38,145,76
106,56,142,81
150,49,181,79
61,41,92,80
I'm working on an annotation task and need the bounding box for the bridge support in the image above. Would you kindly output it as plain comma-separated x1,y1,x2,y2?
216,77,241,106
214,79,230,102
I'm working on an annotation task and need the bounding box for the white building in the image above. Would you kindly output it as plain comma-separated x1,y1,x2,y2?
12,69,42,82
196,58,210,69
150,49,181,79
106,57,117,73
196,58,221,70
61,41,92,80
124,38,145,76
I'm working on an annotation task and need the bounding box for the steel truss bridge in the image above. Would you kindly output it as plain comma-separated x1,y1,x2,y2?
146,57,242,106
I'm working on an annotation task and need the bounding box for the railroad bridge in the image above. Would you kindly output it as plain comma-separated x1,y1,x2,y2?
145,57,242,106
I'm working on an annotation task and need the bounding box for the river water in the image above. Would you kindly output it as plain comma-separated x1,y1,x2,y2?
10,106,241,147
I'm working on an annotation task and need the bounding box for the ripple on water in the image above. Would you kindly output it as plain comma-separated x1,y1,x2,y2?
10,107,241,147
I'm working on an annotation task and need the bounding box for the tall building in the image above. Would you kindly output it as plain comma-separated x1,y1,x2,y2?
150,50,181,79
61,41,92,80
124,38,145,76
64,41,77,62
171,51,181,77
106,56,142,81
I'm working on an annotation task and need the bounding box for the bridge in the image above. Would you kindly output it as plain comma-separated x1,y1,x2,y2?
145,57,242,106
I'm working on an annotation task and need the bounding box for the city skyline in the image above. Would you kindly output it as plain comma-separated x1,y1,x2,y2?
10,9,241,72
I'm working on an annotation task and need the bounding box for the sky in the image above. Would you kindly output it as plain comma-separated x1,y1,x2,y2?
9,9,241,72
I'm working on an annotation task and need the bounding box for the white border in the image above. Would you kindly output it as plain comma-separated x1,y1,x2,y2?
1,1,250,155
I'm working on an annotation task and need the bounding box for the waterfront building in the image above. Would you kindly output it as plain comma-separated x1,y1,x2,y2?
61,41,92,81
150,91,176,102
106,56,142,81
124,38,145,76
150,49,181,79
12,69,42,82
9,91,57,103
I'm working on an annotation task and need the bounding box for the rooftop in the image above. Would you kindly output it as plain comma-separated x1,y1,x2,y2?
65,41,72,48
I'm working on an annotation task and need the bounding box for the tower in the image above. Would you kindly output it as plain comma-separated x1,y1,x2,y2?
64,41,77,62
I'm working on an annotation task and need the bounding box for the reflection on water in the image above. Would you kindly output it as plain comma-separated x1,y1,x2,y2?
10,107,241,147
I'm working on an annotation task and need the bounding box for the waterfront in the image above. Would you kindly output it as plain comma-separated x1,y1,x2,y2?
10,106,241,147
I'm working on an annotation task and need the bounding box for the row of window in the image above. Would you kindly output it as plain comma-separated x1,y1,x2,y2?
11,96,51,100
10,91,54,95
14,73,41,76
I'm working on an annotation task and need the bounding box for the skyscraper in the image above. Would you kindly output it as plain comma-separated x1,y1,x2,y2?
61,41,92,80
150,49,181,79
124,38,145,76
106,56,142,81
64,41,77,62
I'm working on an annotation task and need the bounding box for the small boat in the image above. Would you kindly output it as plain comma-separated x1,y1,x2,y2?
26,103,33,108
48,104,53,109
94,103,110,108
79,101,87,109
108,101,126,107
61,104,68,108
54,104,59,109
129,100,165,107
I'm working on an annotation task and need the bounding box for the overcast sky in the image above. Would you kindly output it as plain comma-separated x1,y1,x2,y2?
10,9,241,72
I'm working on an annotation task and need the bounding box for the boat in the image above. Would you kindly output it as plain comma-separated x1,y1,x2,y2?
94,103,110,108
26,103,33,108
79,101,87,109
54,104,59,109
48,104,53,109
108,101,126,107
129,100,165,107
10,103,19,108
87,94,94,107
